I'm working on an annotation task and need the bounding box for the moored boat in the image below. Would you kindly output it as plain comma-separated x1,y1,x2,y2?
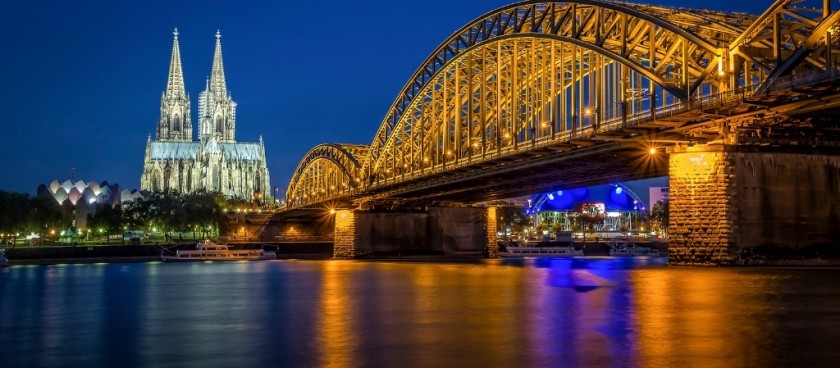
607,240,661,257
500,242,583,258
161,240,276,262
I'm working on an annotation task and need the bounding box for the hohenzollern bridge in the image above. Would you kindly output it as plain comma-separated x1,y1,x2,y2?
276,0,840,265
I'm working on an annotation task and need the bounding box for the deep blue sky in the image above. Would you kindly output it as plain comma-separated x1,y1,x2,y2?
0,0,772,195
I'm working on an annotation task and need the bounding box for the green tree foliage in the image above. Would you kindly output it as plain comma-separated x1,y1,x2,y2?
121,192,226,238
496,202,530,236
572,202,606,242
0,191,67,237
650,199,669,236
87,203,122,241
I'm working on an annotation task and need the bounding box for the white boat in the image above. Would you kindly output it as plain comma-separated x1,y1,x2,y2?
161,240,277,262
500,243,583,258
608,240,661,257
0,249,8,267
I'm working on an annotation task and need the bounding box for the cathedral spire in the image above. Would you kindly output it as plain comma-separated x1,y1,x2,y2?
157,27,192,142
166,27,186,99
209,30,227,97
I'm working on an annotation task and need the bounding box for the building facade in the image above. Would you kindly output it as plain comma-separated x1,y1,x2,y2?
141,29,270,199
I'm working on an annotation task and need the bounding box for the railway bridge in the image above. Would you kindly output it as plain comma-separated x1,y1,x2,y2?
281,0,840,264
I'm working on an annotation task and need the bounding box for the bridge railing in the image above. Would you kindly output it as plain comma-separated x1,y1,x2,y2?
764,65,840,94
369,86,760,191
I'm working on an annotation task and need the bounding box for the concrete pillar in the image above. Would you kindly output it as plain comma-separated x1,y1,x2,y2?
330,206,490,258
333,209,356,259
668,145,737,265
669,145,840,265
486,207,499,258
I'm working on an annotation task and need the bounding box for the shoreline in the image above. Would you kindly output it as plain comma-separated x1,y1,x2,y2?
5,254,840,267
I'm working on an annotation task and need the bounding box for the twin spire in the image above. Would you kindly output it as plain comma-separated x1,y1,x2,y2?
165,27,186,99
165,28,228,99
209,30,227,98
160,27,236,143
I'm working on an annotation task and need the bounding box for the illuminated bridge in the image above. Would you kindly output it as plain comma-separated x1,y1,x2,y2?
281,0,840,264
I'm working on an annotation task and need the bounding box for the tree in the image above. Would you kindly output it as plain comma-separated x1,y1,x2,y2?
535,222,548,240
495,202,529,239
650,199,669,238
121,192,226,241
572,202,606,243
550,221,565,237
87,204,122,243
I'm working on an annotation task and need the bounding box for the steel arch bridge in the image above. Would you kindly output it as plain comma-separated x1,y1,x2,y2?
286,0,840,209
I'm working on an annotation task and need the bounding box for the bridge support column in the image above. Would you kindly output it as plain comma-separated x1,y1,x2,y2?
333,209,356,259
668,145,737,265
331,206,491,258
669,145,840,265
486,207,499,258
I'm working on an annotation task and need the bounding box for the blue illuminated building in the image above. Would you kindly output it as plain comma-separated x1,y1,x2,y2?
528,183,647,234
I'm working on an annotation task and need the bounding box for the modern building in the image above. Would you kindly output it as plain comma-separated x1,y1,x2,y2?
140,29,270,200
38,179,121,207
529,183,647,233
649,186,669,210
36,179,143,229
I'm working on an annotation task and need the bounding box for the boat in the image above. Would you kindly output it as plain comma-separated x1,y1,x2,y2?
0,249,8,267
500,242,583,258
607,240,661,257
161,240,277,262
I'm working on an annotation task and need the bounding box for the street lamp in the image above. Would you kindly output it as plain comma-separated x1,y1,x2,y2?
585,107,598,135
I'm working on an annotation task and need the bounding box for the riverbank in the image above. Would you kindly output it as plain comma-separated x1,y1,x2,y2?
3,242,334,265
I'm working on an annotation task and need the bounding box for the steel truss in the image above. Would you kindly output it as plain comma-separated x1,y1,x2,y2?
287,0,840,208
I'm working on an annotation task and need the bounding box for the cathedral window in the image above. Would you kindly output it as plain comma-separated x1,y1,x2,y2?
164,167,172,191
211,165,221,192
173,115,181,132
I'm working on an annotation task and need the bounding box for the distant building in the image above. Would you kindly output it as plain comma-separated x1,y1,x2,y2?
140,29,270,200
37,179,142,229
529,183,646,233
38,179,121,207
649,187,669,210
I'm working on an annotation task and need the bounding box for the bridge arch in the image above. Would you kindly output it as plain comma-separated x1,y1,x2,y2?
363,1,755,187
286,144,368,207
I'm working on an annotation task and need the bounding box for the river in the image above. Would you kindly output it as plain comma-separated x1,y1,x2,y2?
2,259,839,367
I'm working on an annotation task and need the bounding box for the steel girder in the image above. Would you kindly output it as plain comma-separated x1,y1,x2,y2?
286,144,368,207
362,1,755,188
286,0,840,209
731,0,840,93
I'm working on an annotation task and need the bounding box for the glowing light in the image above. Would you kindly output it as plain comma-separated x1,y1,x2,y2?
547,193,555,200
649,148,656,155
584,107,592,115
615,187,623,194
556,190,563,196
329,209,337,215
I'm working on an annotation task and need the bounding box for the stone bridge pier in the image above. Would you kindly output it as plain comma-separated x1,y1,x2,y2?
668,144,840,265
333,206,498,259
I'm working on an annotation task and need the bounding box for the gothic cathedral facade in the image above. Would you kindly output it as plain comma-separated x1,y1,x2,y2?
141,29,270,200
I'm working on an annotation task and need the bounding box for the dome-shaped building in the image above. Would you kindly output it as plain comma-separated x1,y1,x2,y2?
529,183,646,234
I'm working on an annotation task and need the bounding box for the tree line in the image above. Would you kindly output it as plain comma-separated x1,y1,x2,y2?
0,190,239,243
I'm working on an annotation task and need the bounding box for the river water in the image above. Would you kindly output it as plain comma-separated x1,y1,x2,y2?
1,259,839,368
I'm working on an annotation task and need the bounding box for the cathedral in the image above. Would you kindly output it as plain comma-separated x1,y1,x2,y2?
141,29,270,200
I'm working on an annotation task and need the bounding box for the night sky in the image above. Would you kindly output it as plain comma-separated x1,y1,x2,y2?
1,0,773,195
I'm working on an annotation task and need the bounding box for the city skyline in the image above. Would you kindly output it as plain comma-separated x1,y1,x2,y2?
0,0,770,195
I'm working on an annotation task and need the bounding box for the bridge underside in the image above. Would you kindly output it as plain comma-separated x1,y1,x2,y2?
356,141,665,205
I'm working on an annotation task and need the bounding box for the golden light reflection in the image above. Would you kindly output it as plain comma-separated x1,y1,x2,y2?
316,261,355,368
632,269,774,367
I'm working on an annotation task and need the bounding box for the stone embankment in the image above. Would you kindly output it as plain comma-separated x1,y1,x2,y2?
4,242,333,265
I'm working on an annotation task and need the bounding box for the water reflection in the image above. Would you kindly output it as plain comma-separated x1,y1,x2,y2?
1,261,839,367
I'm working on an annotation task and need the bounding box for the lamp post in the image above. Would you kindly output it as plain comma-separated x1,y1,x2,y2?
585,107,598,137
